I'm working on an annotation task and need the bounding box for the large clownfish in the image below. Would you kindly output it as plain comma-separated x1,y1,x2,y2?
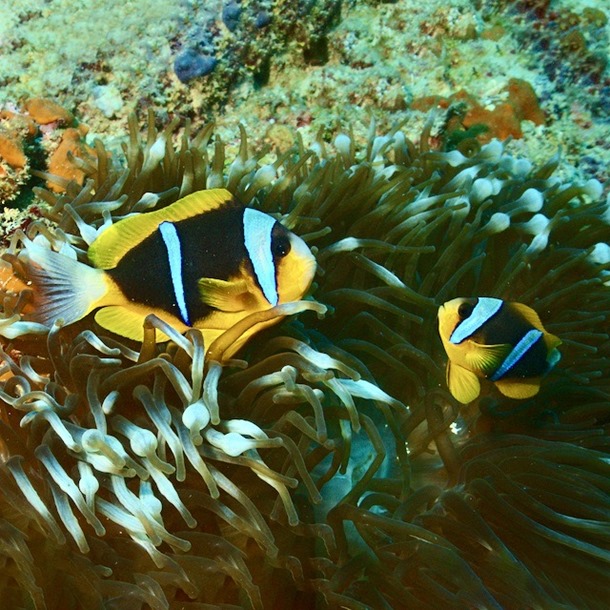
438,297,561,403
20,188,316,349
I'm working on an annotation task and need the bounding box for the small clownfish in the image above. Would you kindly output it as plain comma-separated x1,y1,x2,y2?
21,188,316,349
438,297,561,404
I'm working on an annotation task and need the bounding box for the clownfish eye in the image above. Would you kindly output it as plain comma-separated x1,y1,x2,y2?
272,234,291,259
458,301,474,319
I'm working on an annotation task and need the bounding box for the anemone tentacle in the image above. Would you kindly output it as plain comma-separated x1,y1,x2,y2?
1,113,609,608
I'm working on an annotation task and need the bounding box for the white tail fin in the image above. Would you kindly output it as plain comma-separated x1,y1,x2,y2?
21,240,110,328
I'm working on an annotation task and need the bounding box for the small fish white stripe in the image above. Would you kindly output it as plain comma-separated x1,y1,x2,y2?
490,328,543,381
450,297,503,344
159,221,190,325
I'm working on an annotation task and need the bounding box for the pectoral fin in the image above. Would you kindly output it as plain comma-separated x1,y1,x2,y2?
494,377,541,399
465,342,512,376
198,277,251,312
447,361,481,404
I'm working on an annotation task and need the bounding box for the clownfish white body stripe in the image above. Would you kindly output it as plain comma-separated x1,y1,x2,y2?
438,296,561,403
488,328,543,381
159,221,190,325
18,188,317,350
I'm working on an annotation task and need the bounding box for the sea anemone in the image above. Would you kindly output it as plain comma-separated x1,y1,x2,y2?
0,112,609,608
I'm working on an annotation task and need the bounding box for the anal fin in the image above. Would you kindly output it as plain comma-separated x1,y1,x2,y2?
494,377,541,399
94,305,187,343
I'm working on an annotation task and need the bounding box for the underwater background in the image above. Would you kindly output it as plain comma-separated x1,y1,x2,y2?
0,0,609,608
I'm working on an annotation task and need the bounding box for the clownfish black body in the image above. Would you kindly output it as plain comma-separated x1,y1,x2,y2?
438,297,561,403
22,189,316,350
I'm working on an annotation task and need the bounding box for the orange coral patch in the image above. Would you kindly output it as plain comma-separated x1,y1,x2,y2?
0,135,27,168
410,81,545,144
0,110,38,137
0,263,28,295
464,102,524,141
462,80,545,141
46,127,94,192
505,78,545,125
24,98,74,126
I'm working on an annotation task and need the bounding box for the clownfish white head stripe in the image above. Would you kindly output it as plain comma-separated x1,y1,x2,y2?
159,221,190,325
449,297,503,344
243,208,279,306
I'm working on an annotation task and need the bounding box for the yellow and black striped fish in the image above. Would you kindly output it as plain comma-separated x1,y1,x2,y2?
438,297,561,403
22,188,316,348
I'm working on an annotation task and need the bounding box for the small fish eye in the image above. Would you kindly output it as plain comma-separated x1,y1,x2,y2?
272,235,291,258
458,302,474,318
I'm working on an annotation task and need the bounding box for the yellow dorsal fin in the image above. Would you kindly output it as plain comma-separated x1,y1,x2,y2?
88,188,236,269
508,302,545,332
510,302,562,358
464,342,512,376
447,361,481,404
494,377,541,399
543,331,562,352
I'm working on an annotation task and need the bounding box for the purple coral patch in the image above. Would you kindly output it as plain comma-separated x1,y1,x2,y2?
174,50,217,84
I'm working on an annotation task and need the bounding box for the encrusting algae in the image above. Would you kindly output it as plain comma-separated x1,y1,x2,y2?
0,110,609,608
